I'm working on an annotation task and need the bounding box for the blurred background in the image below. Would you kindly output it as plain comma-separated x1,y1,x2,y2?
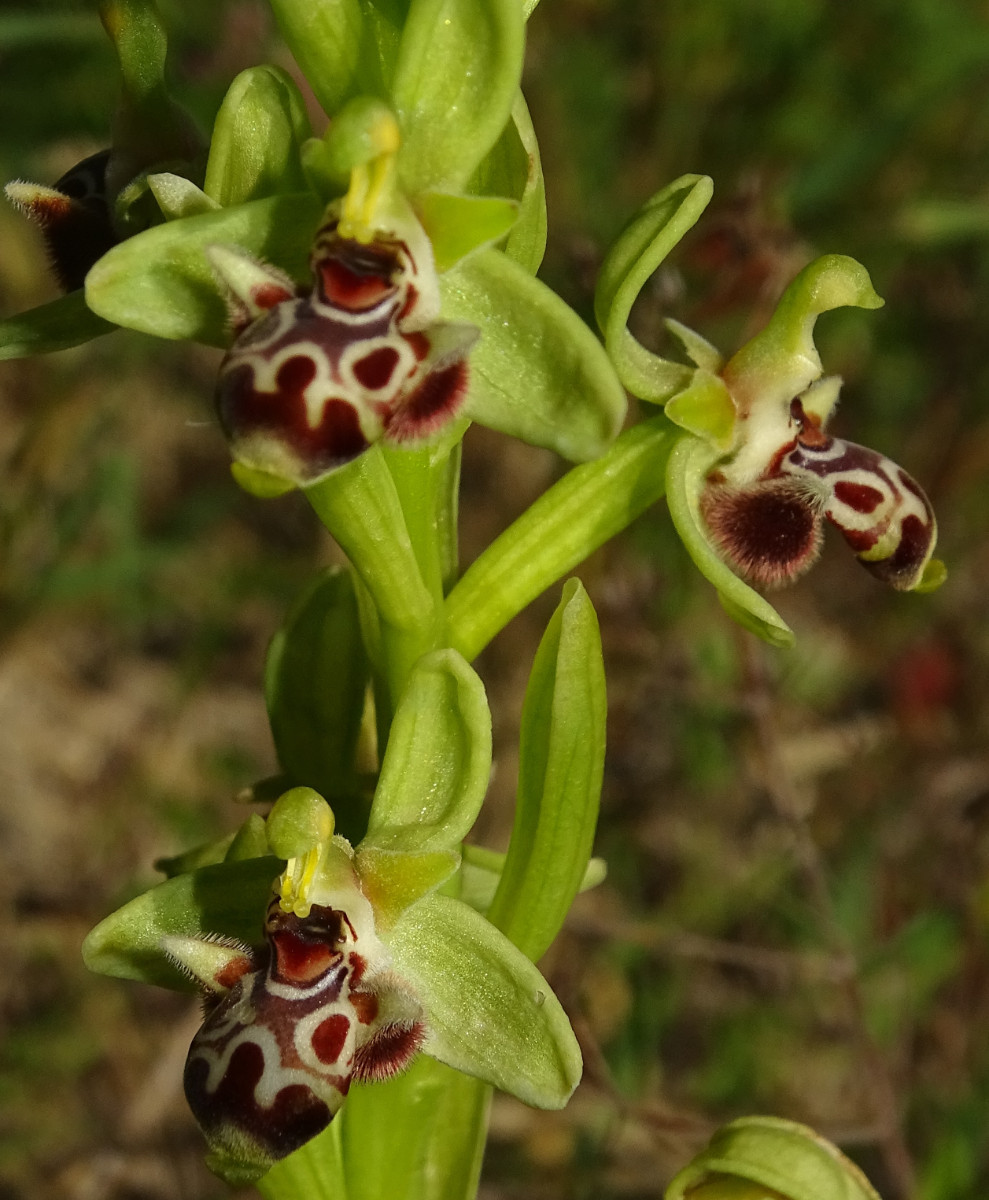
2,1,988,1197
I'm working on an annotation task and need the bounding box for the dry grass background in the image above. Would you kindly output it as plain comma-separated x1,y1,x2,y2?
3,3,989,1198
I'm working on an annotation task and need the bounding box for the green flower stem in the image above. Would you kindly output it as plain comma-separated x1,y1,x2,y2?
258,1061,491,1200
305,446,442,708
381,435,464,604
445,414,675,661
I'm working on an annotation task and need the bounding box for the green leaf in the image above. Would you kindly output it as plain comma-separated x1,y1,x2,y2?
486,579,605,961
264,568,371,837
84,192,323,344
440,247,626,461
392,0,525,194
204,65,312,206
364,650,492,855
82,857,282,989
0,292,115,359
665,434,794,649
388,893,581,1108
594,174,713,402
446,415,674,661
417,192,518,273
466,91,547,274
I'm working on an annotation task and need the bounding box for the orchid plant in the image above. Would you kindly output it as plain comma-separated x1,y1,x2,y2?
1,1,943,1197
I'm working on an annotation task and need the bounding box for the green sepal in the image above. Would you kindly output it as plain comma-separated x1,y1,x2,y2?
266,0,373,119
82,857,282,989
459,845,606,914
722,255,883,415
264,568,371,835
0,292,115,359
665,434,794,649
417,192,518,272
392,0,525,195
204,65,312,206
595,174,713,402
147,172,218,220
441,248,626,462
487,580,606,961
388,892,582,1108
363,650,492,855
467,92,547,274
84,192,323,345
446,415,674,662
664,1117,881,1200
99,0,201,196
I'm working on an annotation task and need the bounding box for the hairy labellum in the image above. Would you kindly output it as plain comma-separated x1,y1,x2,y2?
165,896,424,1179
211,218,478,485
5,150,119,291
701,397,937,591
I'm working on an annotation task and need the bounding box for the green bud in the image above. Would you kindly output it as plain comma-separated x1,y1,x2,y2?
665,1118,882,1200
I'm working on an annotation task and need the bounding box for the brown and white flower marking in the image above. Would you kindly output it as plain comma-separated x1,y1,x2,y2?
208,207,479,487
164,855,424,1177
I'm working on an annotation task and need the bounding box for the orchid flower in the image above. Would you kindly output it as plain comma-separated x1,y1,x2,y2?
596,175,945,648
82,643,596,1185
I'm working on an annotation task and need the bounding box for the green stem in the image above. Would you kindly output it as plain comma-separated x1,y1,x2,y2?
305,446,442,708
445,414,675,661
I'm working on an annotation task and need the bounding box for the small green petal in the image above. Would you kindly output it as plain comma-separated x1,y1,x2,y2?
595,174,713,402
364,650,492,856
417,192,518,272
440,248,627,461
0,293,115,359
392,0,525,194
204,65,311,206
664,1117,882,1200
487,580,606,961
264,568,371,835
665,434,794,649
84,192,323,345
664,370,736,448
723,255,883,414
147,172,219,219
388,893,582,1108
82,857,281,989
